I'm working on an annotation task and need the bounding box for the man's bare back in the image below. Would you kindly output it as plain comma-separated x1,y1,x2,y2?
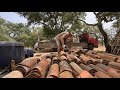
54,31,73,58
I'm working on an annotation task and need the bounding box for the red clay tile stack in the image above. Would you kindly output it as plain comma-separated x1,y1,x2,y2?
3,49,120,78
2,70,23,78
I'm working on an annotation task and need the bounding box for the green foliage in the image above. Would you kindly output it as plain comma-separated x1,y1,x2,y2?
0,33,16,41
0,17,45,47
42,27,56,39
0,18,16,41
2,12,120,49
17,12,86,38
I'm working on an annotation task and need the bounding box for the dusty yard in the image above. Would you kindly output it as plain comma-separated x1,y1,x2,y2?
34,44,106,56
93,45,106,52
71,45,106,52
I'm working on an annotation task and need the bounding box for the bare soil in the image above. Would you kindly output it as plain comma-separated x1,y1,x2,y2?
34,45,106,56
93,45,106,52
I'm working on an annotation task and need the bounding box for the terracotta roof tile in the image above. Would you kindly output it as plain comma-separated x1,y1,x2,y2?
60,51,68,57
59,71,74,78
3,49,120,78
67,54,76,62
86,52,101,59
46,58,52,64
26,60,50,78
47,63,59,78
88,64,108,75
96,63,120,78
78,70,94,78
79,64,97,76
96,64,117,73
46,76,54,78
16,65,30,76
116,60,120,63
108,62,120,70
60,55,67,61
79,54,93,64
52,57,60,65
60,61,72,73
106,72,120,78
18,57,40,68
70,62,83,77
94,71,111,78
2,70,23,78
97,53,118,62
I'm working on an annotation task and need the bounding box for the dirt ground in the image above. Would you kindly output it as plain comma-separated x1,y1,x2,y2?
34,45,106,56
93,45,106,52
71,45,106,52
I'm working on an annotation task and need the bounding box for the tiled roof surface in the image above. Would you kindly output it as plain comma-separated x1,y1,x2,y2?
2,49,120,78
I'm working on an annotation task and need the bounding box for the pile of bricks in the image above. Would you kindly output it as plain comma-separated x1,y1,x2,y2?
2,49,120,78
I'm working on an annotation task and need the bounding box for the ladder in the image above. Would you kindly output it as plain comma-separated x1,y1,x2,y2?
111,31,120,55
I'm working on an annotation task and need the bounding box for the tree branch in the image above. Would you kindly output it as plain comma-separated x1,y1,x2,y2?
93,12,97,16
38,21,51,29
93,12,104,18
60,16,63,31
78,19,98,26
102,16,114,22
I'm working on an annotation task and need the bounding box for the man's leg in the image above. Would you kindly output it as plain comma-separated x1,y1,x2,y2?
55,39,61,58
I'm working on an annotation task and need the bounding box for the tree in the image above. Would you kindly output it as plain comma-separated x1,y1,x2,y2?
4,22,31,39
17,12,86,38
0,18,16,41
0,17,40,47
0,33,16,41
79,12,120,53
0,17,46,47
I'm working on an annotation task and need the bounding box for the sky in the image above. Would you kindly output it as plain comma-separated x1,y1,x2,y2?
0,12,28,24
85,12,114,30
0,12,113,29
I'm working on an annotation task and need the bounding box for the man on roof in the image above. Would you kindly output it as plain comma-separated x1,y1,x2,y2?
54,30,74,58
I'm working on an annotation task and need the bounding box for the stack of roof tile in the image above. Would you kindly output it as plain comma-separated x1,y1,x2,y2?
2,49,120,78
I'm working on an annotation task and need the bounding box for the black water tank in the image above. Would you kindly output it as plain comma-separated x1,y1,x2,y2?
0,41,25,68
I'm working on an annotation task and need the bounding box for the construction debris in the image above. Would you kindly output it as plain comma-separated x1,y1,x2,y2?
2,49,120,78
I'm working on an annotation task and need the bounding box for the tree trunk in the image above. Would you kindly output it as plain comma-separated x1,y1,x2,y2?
93,12,111,53
97,21,111,53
